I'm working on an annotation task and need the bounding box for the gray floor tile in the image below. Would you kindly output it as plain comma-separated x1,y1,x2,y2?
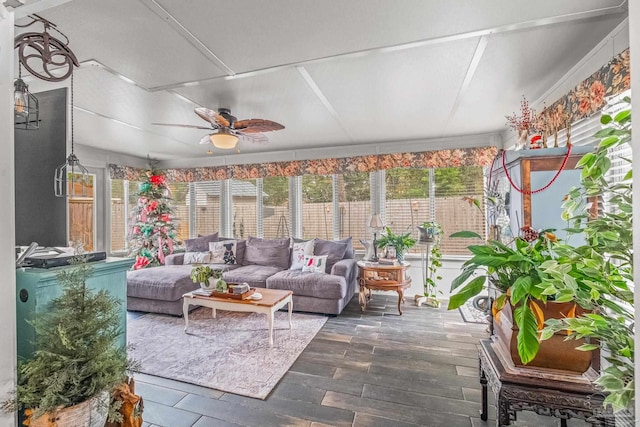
142,400,201,427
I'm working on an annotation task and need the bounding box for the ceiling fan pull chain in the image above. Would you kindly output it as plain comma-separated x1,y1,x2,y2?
502,145,573,195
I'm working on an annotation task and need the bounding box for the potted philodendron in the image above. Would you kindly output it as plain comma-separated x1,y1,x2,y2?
376,226,416,263
190,265,226,292
538,99,634,412
2,258,133,426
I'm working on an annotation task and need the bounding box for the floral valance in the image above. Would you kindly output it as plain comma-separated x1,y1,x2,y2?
537,48,629,135
109,146,498,182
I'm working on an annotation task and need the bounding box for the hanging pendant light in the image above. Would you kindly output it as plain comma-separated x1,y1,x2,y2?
14,65,39,130
54,73,89,197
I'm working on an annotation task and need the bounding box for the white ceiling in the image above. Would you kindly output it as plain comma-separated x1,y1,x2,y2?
12,0,628,166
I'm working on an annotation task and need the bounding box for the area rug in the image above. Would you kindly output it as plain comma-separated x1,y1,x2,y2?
127,308,327,399
458,299,489,324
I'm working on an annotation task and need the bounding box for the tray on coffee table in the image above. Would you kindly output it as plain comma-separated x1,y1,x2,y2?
210,287,255,300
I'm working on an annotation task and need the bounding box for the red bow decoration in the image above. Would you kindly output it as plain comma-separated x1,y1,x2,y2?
149,175,165,186
133,256,151,270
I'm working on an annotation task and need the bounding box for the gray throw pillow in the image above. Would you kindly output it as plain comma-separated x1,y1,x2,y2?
243,236,291,269
185,232,218,252
313,238,349,273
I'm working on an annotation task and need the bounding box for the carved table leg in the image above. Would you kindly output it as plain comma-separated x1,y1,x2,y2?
359,279,366,312
497,388,511,426
397,289,404,315
560,419,567,427
479,360,488,421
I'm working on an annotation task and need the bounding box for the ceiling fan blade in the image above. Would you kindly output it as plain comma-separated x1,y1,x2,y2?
152,122,213,130
239,132,269,145
198,134,212,145
234,118,284,133
195,107,230,128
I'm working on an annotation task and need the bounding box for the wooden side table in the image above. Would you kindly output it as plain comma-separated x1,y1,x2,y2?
357,261,411,315
479,339,614,426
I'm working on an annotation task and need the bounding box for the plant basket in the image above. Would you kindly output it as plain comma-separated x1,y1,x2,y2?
25,394,107,427
494,300,596,373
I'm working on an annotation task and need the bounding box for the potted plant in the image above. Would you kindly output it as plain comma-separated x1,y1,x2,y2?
417,222,443,308
417,221,442,244
376,226,416,263
448,229,595,371
2,258,132,426
190,266,226,291
538,99,634,412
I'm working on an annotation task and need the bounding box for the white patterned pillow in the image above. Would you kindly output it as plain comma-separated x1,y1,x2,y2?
209,240,238,264
301,255,328,273
183,251,211,264
290,239,314,270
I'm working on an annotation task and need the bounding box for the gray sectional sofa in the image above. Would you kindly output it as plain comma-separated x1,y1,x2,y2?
126,234,358,316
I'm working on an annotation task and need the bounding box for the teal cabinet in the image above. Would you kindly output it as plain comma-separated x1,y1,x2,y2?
15,257,134,360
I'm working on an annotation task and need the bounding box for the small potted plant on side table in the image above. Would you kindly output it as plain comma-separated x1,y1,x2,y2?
376,226,416,263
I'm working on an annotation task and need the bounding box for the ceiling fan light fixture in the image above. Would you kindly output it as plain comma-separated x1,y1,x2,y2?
210,130,238,149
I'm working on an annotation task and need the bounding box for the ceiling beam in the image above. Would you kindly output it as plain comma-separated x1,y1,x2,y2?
10,0,71,18
147,2,628,92
138,0,236,77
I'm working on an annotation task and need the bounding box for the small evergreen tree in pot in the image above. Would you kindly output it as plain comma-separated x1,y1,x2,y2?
3,258,132,425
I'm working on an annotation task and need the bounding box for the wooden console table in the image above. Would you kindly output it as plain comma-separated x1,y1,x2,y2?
357,261,411,315
479,339,614,426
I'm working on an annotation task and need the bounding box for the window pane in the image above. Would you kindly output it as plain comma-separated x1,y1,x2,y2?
231,179,258,239
168,182,189,242
110,179,126,252
384,168,430,254
338,172,370,250
69,173,94,251
302,175,333,240
191,182,221,238
262,176,290,238
434,166,486,255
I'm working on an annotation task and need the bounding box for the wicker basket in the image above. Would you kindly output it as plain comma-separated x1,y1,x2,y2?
25,394,108,427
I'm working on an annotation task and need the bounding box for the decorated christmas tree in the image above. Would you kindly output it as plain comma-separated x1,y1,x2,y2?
128,170,179,269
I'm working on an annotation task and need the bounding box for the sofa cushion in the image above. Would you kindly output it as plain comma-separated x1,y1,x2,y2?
290,239,314,270
127,265,197,301
185,232,218,252
209,240,237,264
183,251,211,264
301,255,328,273
266,270,347,300
243,236,290,269
313,238,349,273
222,265,284,288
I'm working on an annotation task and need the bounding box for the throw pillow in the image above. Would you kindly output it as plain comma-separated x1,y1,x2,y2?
183,251,211,264
219,238,247,265
185,232,218,252
209,240,238,265
302,255,328,273
290,239,314,270
313,238,349,273
243,236,291,269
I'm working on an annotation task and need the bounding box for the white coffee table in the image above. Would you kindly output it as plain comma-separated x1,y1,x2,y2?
182,287,293,347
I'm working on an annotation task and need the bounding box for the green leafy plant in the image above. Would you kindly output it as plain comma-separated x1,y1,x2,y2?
448,230,561,364
376,226,416,261
2,258,131,420
419,222,443,302
540,98,633,411
190,265,221,283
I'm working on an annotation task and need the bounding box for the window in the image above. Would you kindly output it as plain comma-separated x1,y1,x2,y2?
231,179,258,239
384,168,430,254
302,175,333,240
110,179,126,252
434,166,485,255
262,176,290,238
168,182,189,242
338,172,370,250
68,173,95,251
191,182,221,238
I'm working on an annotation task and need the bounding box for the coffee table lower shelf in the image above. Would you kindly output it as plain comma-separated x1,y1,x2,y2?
182,287,293,347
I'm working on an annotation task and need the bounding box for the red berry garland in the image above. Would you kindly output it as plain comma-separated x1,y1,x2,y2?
502,144,572,195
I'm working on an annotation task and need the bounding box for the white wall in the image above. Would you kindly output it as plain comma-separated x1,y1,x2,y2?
0,6,17,427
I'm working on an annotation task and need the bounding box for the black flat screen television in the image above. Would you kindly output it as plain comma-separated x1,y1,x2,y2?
14,88,67,248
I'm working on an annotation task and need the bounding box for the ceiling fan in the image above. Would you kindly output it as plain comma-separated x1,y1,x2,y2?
153,107,284,150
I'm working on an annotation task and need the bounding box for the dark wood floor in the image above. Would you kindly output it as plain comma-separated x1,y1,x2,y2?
131,294,589,427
